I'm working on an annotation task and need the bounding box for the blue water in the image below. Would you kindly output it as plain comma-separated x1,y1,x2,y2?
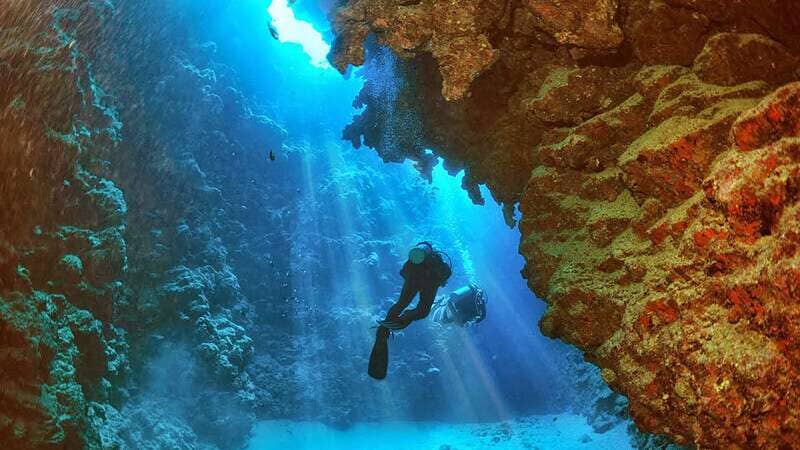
135,1,632,448
253,3,567,418
247,415,632,450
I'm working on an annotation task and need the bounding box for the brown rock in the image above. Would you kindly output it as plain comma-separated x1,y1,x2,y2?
332,1,800,446
620,97,756,205
731,82,800,152
666,0,800,54
517,66,635,125
431,33,498,100
693,33,799,87
626,0,710,65
522,0,624,49
329,0,502,100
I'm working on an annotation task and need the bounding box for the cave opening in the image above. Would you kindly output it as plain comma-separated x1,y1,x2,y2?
4,0,799,447
97,0,645,448
201,1,639,448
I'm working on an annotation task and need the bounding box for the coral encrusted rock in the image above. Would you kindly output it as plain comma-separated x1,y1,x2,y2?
1,2,130,448
329,0,800,447
330,0,500,100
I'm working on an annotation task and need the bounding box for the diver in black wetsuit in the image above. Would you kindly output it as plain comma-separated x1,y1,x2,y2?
368,242,452,380
380,242,452,331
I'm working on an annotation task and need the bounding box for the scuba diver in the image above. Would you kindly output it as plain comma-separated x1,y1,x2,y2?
369,242,452,380
430,284,488,328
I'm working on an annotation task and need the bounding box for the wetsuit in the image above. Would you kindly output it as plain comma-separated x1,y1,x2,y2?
369,245,451,380
381,257,445,330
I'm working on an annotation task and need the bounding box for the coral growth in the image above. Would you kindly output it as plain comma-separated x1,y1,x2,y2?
2,0,798,447
0,2,129,447
330,0,800,447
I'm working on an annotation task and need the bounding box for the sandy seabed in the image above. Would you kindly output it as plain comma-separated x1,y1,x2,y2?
247,414,633,450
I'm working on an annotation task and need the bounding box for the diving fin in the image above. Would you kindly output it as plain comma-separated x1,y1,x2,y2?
368,327,390,380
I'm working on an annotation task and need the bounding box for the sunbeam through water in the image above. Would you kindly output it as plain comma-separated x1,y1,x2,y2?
236,1,636,449
3,0,791,448
266,0,331,69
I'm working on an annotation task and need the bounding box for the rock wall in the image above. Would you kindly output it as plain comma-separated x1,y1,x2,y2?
329,0,800,447
0,2,129,448
0,1,283,447
91,3,302,447
6,0,796,447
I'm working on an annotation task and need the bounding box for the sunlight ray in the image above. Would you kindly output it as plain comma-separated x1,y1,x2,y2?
458,332,512,420
267,0,331,68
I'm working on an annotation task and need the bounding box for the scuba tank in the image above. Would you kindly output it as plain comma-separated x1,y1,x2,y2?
432,284,488,326
451,284,487,325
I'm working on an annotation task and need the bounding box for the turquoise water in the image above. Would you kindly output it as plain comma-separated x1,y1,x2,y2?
225,0,630,444
247,415,633,450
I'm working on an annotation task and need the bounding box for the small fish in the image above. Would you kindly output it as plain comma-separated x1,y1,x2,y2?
269,25,280,40
269,150,276,161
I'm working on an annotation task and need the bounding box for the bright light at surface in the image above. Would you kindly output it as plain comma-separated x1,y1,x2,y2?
267,0,331,69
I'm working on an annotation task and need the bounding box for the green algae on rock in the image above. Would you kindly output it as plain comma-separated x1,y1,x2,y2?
328,0,800,446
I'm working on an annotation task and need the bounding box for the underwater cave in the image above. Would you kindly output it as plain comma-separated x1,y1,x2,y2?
1,0,799,449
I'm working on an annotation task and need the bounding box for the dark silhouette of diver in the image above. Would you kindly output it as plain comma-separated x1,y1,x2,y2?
368,242,452,380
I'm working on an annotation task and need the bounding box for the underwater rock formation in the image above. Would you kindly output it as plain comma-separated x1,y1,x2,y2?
1,1,277,447
91,7,286,445
1,0,796,447
0,2,129,448
330,0,800,447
